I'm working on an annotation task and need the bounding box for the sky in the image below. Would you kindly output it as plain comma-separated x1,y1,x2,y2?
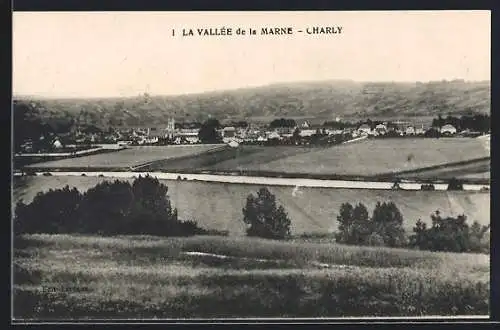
13,11,491,98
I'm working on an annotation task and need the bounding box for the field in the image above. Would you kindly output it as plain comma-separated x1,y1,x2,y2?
24,145,223,170
393,158,490,181
141,145,318,172
138,138,490,181
13,234,490,319
258,138,490,177
13,176,490,235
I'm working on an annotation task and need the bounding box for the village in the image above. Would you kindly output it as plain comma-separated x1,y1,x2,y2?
16,115,488,155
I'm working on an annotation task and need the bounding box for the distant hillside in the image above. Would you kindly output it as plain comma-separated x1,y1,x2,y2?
14,80,490,127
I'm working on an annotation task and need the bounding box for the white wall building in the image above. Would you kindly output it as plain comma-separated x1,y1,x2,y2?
440,124,457,135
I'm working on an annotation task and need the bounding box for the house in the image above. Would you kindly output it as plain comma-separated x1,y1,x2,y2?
148,127,167,138
52,138,63,149
275,127,292,135
440,124,457,135
185,136,200,144
223,126,236,138
228,140,239,148
295,119,311,129
375,124,387,135
357,124,371,135
415,125,425,135
405,126,416,135
299,129,316,137
268,131,281,140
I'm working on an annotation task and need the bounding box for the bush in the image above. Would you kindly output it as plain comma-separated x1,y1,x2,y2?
242,187,291,240
14,175,204,237
447,178,464,191
335,203,371,245
335,201,406,248
371,202,407,248
14,186,82,234
421,184,435,191
410,211,489,253
366,233,385,246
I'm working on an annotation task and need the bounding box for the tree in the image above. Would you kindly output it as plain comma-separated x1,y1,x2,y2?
198,118,222,144
13,176,202,237
335,202,371,245
242,187,291,239
14,186,82,234
78,180,134,234
447,178,464,191
292,127,301,144
129,175,179,235
371,201,407,247
409,211,487,253
270,118,296,128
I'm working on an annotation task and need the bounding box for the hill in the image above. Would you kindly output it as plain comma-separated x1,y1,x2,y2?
13,80,491,127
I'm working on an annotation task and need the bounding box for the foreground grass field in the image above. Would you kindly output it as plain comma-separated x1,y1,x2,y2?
14,176,490,235
13,234,489,319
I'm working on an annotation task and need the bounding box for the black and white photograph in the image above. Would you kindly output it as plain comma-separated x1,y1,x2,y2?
12,10,491,320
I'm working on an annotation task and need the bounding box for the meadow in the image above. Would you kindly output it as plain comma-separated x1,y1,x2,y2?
13,176,490,235
394,158,490,181
136,138,489,181
141,145,318,172
13,234,490,319
258,138,490,177
24,145,224,170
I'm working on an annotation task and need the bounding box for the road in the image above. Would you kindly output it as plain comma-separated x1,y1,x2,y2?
15,171,490,192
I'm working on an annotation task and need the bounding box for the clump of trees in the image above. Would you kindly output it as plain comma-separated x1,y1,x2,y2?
269,118,297,128
242,187,291,239
335,202,407,247
431,114,490,133
447,178,464,191
410,211,490,253
334,200,489,254
198,118,222,144
14,175,207,237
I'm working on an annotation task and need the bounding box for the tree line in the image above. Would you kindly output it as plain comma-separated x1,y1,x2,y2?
14,176,215,237
431,114,490,133
14,178,489,254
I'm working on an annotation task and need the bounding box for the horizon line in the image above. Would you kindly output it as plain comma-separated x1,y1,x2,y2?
13,78,491,100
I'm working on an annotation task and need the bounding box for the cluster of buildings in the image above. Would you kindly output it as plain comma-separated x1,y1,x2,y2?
16,117,475,154
120,119,468,146
353,121,462,137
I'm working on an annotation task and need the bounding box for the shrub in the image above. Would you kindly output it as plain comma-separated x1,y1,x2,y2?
366,233,385,246
335,202,372,245
371,202,407,248
14,175,204,237
336,201,406,248
447,178,464,191
242,187,291,240
14,186,82,234
421,184,435,191
410,211,489,253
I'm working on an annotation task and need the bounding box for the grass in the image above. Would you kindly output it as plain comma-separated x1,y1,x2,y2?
13,234,490,319
395,158,490,181
259,138,489,176
142,145,320,173
13,176,490,235
25,145,223,170
124,139,490,181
